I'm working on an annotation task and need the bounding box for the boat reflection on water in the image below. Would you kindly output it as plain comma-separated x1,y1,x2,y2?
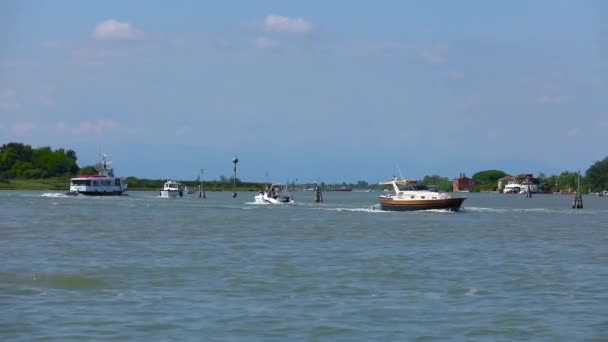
378,178,466,211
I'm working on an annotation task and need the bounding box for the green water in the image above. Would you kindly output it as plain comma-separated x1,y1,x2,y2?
1,190,607,340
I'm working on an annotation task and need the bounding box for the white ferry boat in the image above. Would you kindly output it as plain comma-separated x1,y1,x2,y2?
160,180,183,198
68,154,127,196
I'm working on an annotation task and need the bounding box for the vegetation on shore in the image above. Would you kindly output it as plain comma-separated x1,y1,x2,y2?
0,177,71,190
2,142,607,193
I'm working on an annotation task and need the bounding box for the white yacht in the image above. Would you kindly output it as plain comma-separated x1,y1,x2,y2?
68,154,127,196
254,184,294,204
160,180,183,198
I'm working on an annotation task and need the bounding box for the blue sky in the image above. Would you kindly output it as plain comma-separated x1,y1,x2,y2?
1,1,606,183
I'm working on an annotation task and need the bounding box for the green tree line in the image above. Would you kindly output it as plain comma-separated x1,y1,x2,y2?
467,157,608,193
125,176,265,191
2,142,607,193
0,142,79,179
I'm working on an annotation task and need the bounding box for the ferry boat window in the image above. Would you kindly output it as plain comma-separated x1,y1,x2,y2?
71,179,91,186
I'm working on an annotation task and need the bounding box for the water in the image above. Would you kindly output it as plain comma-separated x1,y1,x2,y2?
1,190,608,340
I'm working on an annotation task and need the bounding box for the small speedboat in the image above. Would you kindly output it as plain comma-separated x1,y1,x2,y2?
378,178,466,211
254,184,294,204
160,179,183,198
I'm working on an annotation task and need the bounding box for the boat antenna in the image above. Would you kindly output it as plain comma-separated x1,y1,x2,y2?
395,162,404,180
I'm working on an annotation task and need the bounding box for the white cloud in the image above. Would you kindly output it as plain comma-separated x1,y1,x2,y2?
0,89,20,111
448,71,465,79
175,126,189,137
93,19,144,41
419,49,445,65
538,95,569,105
567,127,582,137
71,120,118,135
487,128,498,139
263,14,312,34
255,36,280,49
11,122,34,134
55,122,67,131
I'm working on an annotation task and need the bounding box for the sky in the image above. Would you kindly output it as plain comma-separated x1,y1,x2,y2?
1,1,607,183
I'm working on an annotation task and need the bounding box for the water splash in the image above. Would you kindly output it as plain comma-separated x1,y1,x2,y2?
40,193,68,198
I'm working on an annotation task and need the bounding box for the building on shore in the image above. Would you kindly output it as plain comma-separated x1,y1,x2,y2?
452,173,473,192
497,176,515,192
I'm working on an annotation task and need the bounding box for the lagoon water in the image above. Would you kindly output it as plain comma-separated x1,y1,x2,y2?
1,190,607,340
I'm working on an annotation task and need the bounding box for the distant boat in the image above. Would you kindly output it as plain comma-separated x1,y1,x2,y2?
160,180,183,198
254,184,294,204
378,178,466,211
503,181,538,194
68,154,127,196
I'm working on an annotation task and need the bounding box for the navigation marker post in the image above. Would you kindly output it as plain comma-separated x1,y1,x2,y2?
199,168,206,199
232,156,239,198
573,170,583,209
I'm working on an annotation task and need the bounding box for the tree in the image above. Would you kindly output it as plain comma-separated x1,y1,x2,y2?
1,142,33,176
420,175,452,192
0,142,80,178
472,170,508,191
79,165,98,175
586,157,608,192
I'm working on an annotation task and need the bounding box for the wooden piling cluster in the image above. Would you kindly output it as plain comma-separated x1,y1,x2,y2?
315,186,323,203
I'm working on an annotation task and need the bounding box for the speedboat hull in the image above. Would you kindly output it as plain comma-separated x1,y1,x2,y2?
254,194,293,204
379,197,465,211
160,190,183,198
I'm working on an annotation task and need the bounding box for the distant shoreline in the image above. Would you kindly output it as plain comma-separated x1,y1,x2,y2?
0,177,262,192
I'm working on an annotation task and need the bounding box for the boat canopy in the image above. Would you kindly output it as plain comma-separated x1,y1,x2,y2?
378,178,417,185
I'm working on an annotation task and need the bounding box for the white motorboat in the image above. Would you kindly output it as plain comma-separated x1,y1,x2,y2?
160,179,183,198
68,154,127,196
503,181,538,194
254,184,294,204
378,178,466,211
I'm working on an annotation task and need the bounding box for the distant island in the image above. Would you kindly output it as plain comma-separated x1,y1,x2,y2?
1,142,607,194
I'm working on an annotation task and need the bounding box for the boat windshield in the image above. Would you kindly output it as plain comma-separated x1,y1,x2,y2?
397,184,430,191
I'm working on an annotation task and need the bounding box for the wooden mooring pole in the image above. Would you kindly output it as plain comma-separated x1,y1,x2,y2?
572,170,583,209
315,185,323,203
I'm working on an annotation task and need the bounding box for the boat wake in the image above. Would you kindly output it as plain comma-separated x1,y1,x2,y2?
464,207,560,214
40,192,68,198
321,207,386,213
245,201,294,206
